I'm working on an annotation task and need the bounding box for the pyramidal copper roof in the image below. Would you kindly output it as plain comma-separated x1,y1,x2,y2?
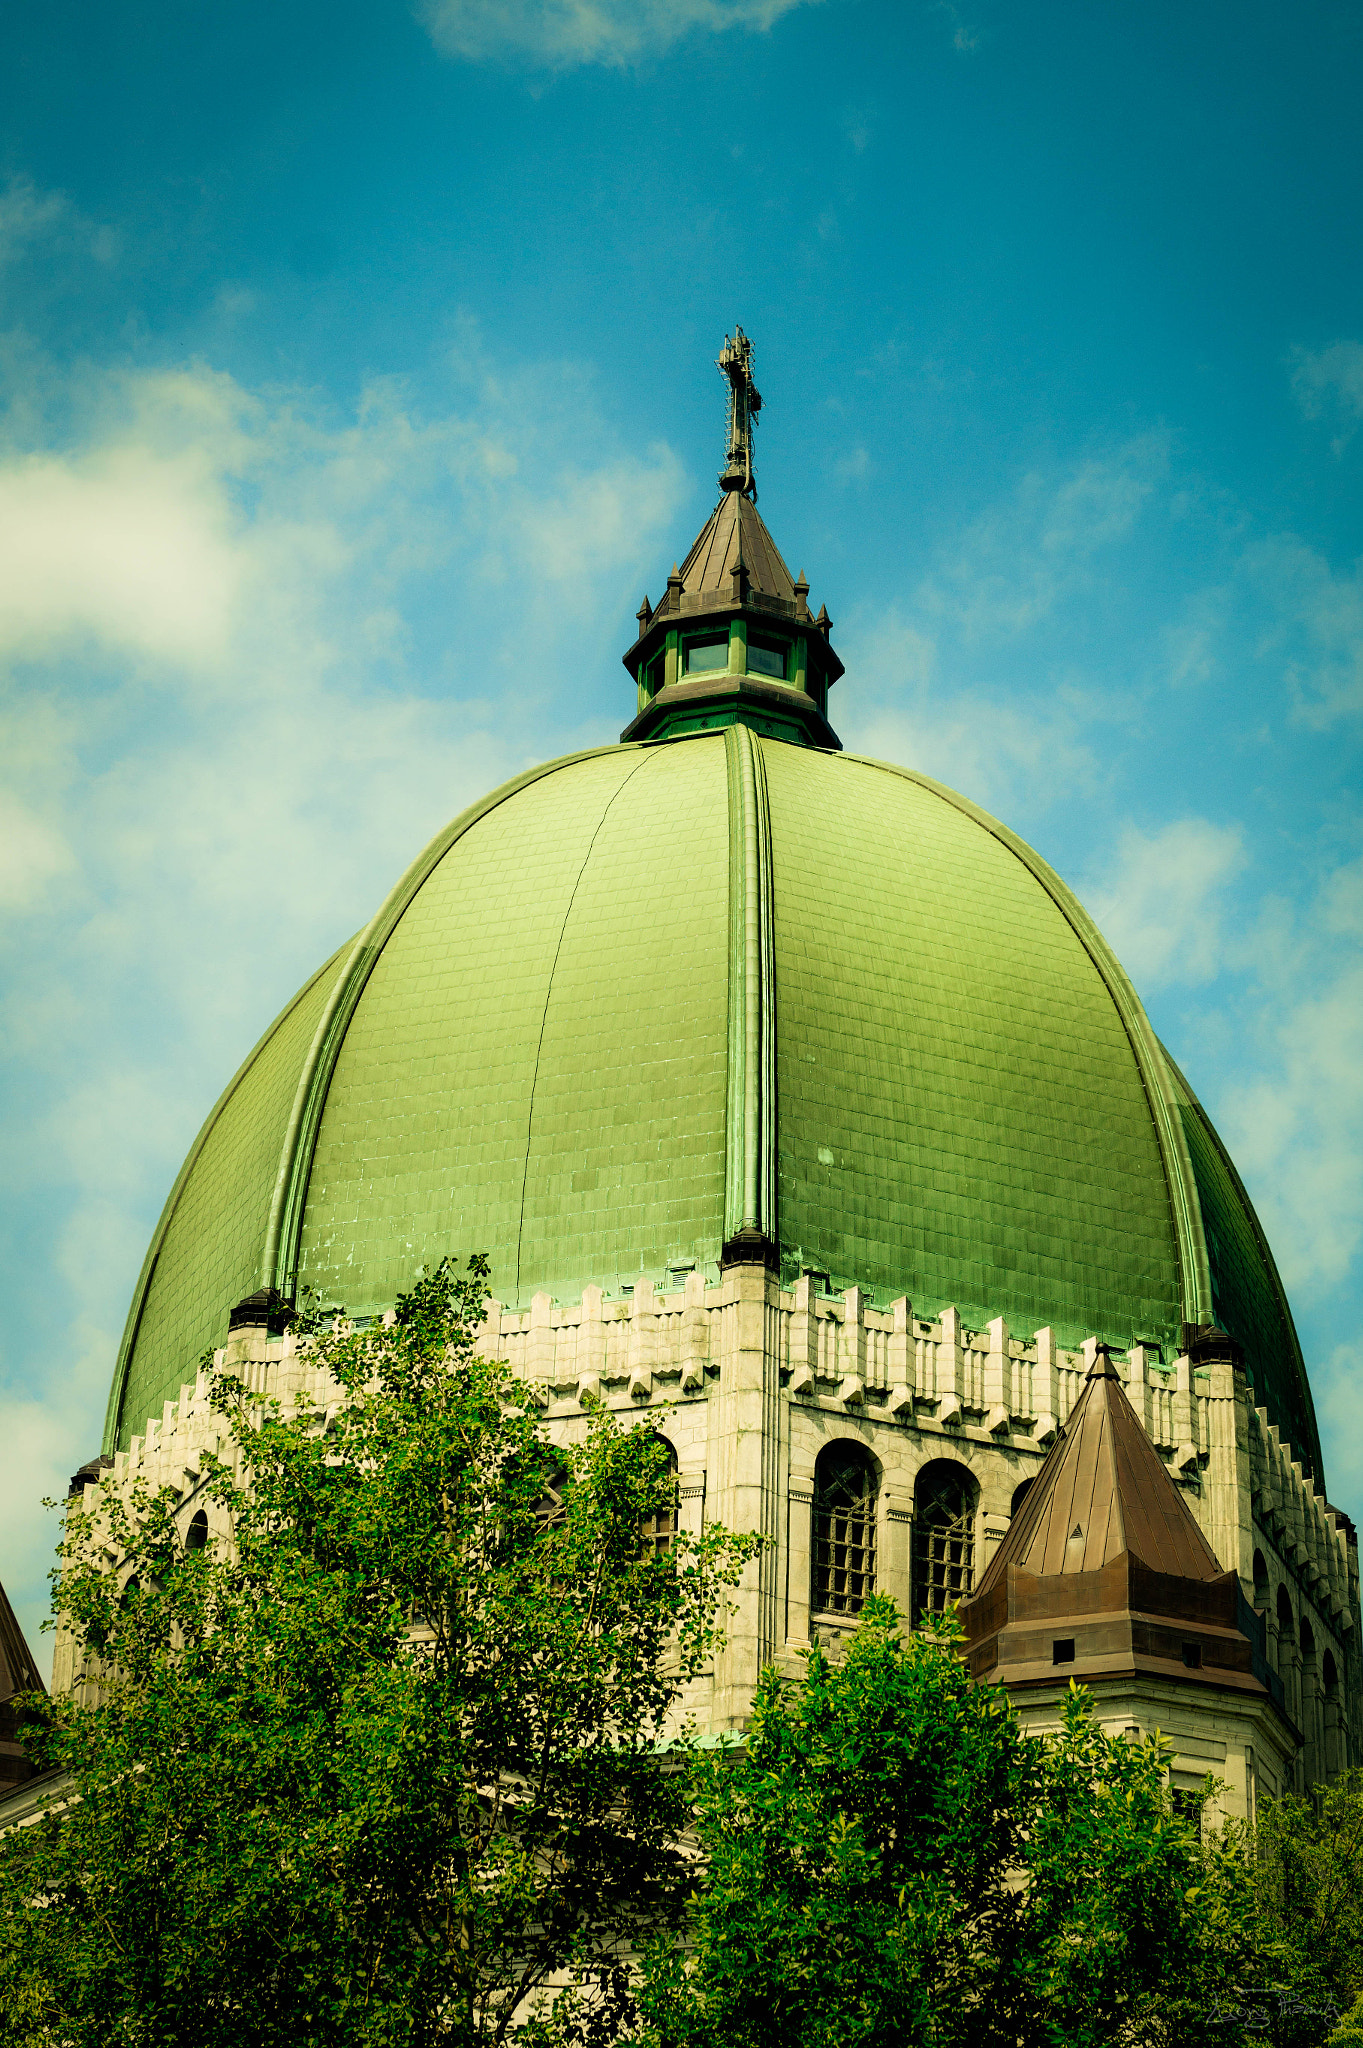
0,1576,43,1704
667,491,797,611
972,1350,1222,1599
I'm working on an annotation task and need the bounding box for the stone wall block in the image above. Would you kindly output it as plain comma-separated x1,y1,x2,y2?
1127,1344,1154,1438
939,1306,965,1423
1173,1354,1195,1448
529,1292,555,1386
630,1278,657,1379
888,1296,911,1385
579,1285,606,1390
790,1271,818,1383
786,1478,814,1648
843,1287,868,1384
679,1270,709,1391
982,1315,1010,1433
1034,1327,1060,1443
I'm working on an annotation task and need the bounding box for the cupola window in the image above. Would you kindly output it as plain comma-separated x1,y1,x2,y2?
812,1443,878,1617
746,639,786,680
684,635,728,674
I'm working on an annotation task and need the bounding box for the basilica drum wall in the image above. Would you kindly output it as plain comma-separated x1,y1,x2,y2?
59,1263,1361,1809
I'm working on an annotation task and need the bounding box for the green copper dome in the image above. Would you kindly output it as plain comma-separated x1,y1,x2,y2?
105,334,1321,1478
105,725,1321,1478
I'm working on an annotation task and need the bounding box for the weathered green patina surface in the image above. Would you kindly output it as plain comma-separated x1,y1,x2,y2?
107,729,1321,1480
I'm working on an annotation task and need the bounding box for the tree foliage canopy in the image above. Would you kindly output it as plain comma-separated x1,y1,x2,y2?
1253,1769,1363,2047
0,1257,756,2048
638,1596,1264,2048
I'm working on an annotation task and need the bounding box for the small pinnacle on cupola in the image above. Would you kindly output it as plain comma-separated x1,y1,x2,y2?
637,594,652,630
729,516,749,601
815,603,831,635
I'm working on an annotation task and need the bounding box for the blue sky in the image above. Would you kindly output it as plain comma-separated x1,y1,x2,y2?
1,0,1361,1672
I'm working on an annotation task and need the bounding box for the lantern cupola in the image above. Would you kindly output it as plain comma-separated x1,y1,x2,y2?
621,329,843,750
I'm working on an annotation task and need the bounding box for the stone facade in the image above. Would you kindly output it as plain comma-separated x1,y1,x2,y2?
56,1260,1362,1815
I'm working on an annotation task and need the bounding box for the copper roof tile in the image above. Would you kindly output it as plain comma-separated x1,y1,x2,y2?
677,493,796,606
972,1350,1221,1601
0,1576,43,1704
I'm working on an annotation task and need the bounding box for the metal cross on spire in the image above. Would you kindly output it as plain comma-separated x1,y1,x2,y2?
717,327,762,499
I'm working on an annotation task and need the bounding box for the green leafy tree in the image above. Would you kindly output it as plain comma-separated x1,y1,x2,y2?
639,1595,1263,2048
1248,1770,1363,2046
1330,1991,1363,2047
0,1256,757,2048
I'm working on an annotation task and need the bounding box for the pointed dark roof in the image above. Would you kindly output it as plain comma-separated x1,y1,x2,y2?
0,1577,42,1704
654,492,797,617
0,1572,45,1798
961,1350,1288,1721
973,1350,1222,1598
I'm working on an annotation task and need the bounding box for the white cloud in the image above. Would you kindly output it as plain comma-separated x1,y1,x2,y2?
834,443,871,484
839,606,1102,817
929,0,982,52
417,0,816,68
1083,818,1247,992
0,335,688,1668
1315,1340,1363,1515
1243,533,1363,726
0,178,67,269
917,437,1165,645
1221,947,1363,1296
1158,851,1363,1307
833,446,1166,816
1292,339,1363,450
0,442,244,666
0,792,74,909
0,175,117,280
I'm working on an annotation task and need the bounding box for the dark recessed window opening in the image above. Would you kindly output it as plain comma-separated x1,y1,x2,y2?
1182,1641,1203,1668
1052,1639,1075,1665
812,1444,877,1617
747,640,786,679
911,1461,977,1624
684,636,728,674
185,1509,209,1552
1172,1788,1203,1840
639,1437,679,1558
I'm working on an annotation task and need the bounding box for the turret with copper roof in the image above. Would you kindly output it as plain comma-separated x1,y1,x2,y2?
621,328,843,750
959,1343,1299,1816
0,1571,45,1797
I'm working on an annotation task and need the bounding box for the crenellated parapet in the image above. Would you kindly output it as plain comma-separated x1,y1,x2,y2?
63,1262,1359,1789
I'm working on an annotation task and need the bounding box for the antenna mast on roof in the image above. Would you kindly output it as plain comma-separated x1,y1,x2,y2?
717,327,762,500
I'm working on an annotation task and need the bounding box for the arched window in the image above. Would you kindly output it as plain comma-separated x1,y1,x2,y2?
912,1461,977,1624
812,1444,878,1617
1277,1583,1295,1644
1010,1478,1034,1519
1253,1550,1268,1603
1324,1650,1339,1699
185,1509,209,1552
639,1437,679,1557
1300,1615,1317,1667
